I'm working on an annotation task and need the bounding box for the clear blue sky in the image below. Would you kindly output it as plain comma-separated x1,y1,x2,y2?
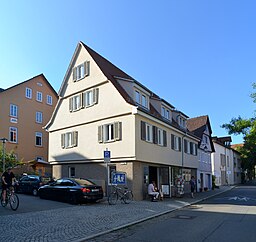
1,0,255,144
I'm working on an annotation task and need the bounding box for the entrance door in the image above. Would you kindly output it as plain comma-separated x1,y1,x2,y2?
149,166,158,184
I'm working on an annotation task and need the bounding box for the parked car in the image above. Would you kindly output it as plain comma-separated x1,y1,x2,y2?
38,178,104,204
15,175,50,196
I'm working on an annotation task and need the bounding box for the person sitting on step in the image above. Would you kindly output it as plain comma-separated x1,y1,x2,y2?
148,181,159,201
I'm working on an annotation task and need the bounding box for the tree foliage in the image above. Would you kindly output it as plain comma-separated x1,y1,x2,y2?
0,144,22,173
221,83,256,178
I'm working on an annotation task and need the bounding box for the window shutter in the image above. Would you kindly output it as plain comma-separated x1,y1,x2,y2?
171,134,174,149
93,88,99,104
98,125,103,143
61,133,65,148
163,130,167,147
141,121,146,141
72,67,77,81
178,137,181,151
153,126,158,144
80,93,84,108
184,139,188,153
72,131,78,147
195,144,198,156
85,61,90,76
69,98,73,112
114,122,122,141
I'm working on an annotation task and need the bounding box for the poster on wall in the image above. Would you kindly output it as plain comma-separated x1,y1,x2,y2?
161,184,170,195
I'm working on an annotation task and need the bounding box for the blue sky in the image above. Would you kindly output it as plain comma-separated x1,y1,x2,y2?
1,0,255,144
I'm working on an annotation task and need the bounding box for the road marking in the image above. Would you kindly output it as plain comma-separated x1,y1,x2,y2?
215,196,256,202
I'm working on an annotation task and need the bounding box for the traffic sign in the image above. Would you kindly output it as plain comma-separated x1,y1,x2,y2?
112,172,126,185
104,150,111,163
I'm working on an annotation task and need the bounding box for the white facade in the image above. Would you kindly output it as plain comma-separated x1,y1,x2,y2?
211,138,241,186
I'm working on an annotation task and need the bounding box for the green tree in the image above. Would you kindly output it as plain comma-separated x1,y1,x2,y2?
221,83,256,179
0,144,21,173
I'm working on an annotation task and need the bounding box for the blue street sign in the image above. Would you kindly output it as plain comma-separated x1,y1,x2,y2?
112,172,126,185
104,150,111,162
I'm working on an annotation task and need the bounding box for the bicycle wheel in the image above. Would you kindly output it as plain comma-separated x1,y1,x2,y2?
1,197,7,207
124,191,133,204
9,194,19,211
108,192,118,205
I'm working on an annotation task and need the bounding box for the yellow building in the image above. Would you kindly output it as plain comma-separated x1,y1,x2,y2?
0,74,58,176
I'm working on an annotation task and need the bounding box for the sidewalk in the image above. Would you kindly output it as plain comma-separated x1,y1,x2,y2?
0,186,233,242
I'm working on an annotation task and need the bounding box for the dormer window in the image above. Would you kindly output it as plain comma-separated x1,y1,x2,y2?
178,116,186,129
161,106,170,120
134,89,148,109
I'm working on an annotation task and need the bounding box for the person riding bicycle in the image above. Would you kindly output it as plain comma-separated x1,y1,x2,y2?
1,167,15,205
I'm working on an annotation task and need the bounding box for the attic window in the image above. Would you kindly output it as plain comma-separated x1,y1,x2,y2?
73,61,90,81
134,89,148,109
161,106,170,120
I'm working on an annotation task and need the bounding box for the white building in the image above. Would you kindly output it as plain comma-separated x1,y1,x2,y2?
211,136,241,186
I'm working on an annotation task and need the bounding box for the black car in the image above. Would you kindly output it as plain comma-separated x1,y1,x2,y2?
15,175,49,196
38,178,104,204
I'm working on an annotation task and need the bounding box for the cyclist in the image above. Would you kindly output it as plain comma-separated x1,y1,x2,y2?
1,167,15,205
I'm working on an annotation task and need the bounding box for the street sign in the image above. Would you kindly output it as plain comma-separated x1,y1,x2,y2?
112,172,126,185
104,150,111,163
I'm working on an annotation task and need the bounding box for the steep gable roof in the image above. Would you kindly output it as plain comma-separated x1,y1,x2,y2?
187,115,212,136
187,115,215,151
0,74,57,96
81,42,136,106
53,41,195,136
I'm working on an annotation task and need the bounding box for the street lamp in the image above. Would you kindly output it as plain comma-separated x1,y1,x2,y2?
0,138,8,172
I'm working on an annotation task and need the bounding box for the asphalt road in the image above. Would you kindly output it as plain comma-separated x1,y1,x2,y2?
89,185,256,242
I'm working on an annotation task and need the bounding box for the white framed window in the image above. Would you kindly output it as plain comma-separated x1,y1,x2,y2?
104,123,114,142
161,106,170,120
84,88,99,107
35,132,42,146
10,104,18,117
141,94,147,107
171,134,181,151
9,127,18,143
36,111,43,123
141,121,153,143
69,93,83,112
134,89,148,109
61,131,78,149
145,123,153,142
190,142,197,156
72,61,90,81
98,122,122,143
135,91,140,104
158,128,164,146
178,117,186,128
184,139,190,154
26,87,32,99
47,95,52,105
36,91,43,102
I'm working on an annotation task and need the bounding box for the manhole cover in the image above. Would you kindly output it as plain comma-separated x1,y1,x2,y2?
172,215,196,220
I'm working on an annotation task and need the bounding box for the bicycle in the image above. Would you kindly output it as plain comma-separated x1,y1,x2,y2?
108,185,133,205
1,186,19,211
